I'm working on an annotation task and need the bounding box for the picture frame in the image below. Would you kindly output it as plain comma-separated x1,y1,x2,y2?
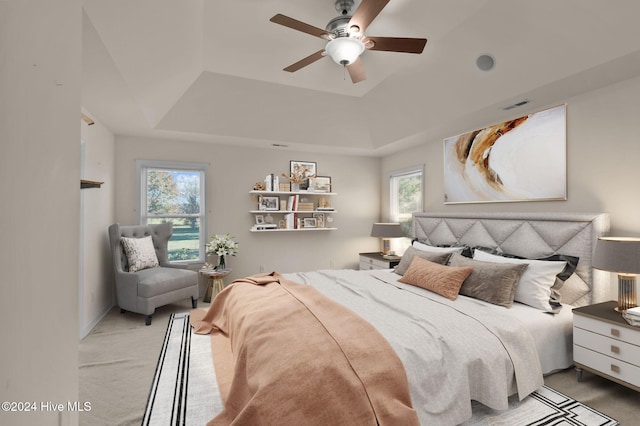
303,217,317,228
290,161,317,190
259,196,279,211
443,104,567,204
309,176,331,192
255,215,264,225
312,213,325,228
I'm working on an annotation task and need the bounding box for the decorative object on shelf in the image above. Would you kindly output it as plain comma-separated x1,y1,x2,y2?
309,176,331,192
282,160,317,191
255,215,264,225
206,233,239,270
303,217,317,228
593,236,640,311
313,213,325,228
265,214,274,224
259,195,279,211
371,222,404,257
317,197,333,210
253,182,266,191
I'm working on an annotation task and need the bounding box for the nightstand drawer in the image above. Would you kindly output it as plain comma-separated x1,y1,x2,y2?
574,315,640,346
574,345,640,388
359,260,386,270
574,327,640,366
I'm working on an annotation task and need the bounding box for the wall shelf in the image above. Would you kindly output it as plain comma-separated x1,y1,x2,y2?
250,190,336,232
81,179,103,189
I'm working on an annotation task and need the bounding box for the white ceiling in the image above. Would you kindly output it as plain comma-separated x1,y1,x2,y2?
82,0,640,156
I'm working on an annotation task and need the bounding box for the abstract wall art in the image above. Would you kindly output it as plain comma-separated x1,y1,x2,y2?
443,104,566,204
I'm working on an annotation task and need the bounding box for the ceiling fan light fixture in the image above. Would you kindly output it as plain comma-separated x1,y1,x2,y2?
325,37,365,66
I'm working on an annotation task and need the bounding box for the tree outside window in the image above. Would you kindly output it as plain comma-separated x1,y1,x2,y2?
390,166,423,237
138,161,207,263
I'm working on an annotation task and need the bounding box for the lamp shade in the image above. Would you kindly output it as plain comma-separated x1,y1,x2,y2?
592,237,640,274
371,223,403,239
325,37,364,65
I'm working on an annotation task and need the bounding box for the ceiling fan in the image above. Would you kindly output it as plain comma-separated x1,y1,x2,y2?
270,0,427,84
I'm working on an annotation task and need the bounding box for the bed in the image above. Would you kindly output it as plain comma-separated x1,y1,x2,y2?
190,212,610,425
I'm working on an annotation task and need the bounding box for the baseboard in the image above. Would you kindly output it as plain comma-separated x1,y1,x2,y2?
80,302,114,339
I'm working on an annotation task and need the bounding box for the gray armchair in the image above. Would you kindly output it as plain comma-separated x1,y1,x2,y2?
108,222,198,325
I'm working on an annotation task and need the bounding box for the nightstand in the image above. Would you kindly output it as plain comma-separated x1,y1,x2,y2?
359,252,401,270
573,301,640,391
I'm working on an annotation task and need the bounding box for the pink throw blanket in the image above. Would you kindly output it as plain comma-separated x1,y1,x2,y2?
190,272,419,425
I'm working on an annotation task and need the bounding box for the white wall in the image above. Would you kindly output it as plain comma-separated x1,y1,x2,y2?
0,1,81,425
80,115,115,338
382,74,640,237
113,137,381,286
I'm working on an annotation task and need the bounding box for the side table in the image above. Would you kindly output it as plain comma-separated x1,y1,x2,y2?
359,252,401,270
573,300,640,391
200,268,231,303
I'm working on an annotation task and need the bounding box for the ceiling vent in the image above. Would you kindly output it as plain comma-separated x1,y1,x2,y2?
502,100,530,110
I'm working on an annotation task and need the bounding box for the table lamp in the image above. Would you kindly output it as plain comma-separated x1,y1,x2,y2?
371,222,403,257
592,236,640,312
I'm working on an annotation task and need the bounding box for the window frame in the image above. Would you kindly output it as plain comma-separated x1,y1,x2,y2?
389,165,424,236
136,160,208,264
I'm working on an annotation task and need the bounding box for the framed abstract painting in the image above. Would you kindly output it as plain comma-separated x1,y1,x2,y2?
443,104,567,204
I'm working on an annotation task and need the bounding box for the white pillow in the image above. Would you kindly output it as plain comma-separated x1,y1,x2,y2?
121,235,159,272
412,241,465,254
473,250,567,312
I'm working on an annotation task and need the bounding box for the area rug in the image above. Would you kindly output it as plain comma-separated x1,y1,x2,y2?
143,313,619,426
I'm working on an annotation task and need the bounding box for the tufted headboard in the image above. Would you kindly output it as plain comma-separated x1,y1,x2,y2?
412,212,610,306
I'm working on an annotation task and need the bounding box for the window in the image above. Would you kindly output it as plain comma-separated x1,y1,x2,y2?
389,165,423,237
137,160,208,263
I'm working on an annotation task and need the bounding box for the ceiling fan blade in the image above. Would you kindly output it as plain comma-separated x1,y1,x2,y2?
270,14,332,39
346,57,366,83
283,50,326,73
365,36,427,54
348,0,390,34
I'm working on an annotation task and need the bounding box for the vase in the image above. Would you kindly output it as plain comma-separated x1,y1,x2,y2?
291,182,300,192
217,255,226,270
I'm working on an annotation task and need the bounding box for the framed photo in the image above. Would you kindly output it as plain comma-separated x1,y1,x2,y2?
312,213,325,228
303,217,317,228
255,215,264,225
259,196,279,211
290,161,317,190
309,176,331,192
443,104,567,204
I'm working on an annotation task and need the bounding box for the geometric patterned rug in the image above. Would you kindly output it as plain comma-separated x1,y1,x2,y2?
464,385,619,425
143,313,619,426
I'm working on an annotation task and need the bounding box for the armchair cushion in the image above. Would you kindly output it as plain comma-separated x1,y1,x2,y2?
136,267,197,298
121,235,159,272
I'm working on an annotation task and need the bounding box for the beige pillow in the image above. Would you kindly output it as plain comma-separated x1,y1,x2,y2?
121,235,159,272
448,253,527,307
398,256,472,300
394,246,452,275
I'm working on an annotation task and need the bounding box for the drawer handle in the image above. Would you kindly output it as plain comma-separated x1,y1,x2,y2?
611,328,620,338
611,345,620,354
611,364,621,374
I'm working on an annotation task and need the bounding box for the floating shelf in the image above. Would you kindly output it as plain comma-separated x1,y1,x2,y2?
81,179,103,189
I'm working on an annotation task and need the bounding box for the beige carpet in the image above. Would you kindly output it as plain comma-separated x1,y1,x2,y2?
79,301,203,426
80,302,638,425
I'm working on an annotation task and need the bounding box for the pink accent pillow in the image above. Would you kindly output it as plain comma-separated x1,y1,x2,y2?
398,256,472,300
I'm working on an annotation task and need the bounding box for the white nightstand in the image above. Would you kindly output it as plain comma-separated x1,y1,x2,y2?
359,252,401,270
573,301,640,391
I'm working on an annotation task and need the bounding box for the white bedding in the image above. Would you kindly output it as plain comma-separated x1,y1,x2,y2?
283,268,558,426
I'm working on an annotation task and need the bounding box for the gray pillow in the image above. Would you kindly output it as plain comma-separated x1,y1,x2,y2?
448,253,528,308
394,246,452,275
